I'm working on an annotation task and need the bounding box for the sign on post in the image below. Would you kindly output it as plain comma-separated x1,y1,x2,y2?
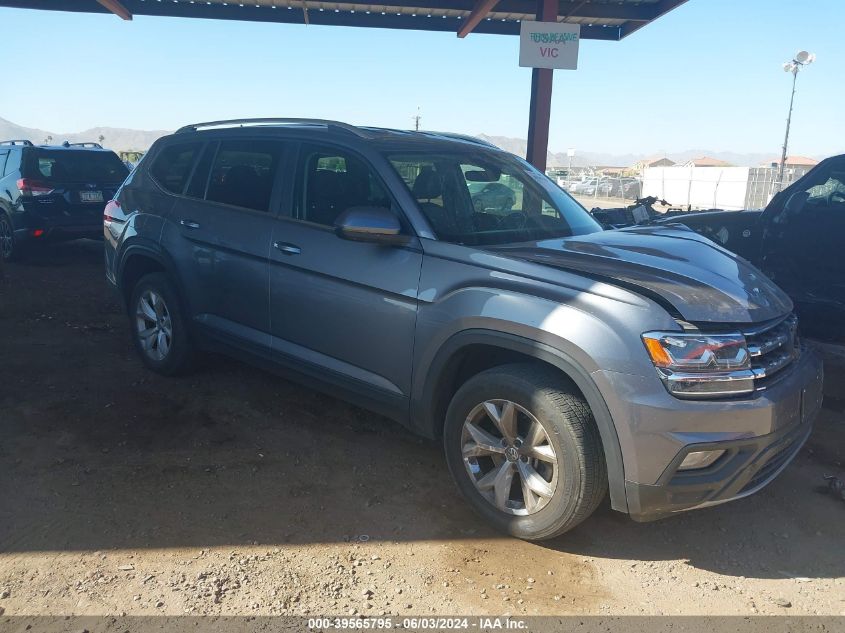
519,21,580,70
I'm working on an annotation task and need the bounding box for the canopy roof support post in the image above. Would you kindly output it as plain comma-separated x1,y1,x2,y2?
96,0,132,20
525,0,556,172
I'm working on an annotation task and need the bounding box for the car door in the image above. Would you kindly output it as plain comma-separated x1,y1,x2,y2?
268,142,422,417
761,156,845,337
158,137,287,353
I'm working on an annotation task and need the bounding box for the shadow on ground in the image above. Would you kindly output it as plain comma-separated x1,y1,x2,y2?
1,241,842,583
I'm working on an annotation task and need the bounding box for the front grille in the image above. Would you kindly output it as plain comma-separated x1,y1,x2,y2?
745,314,799,390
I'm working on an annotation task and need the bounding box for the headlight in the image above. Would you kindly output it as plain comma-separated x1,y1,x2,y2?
642,332,755,398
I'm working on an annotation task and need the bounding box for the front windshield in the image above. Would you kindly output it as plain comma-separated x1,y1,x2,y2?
386,150,602,245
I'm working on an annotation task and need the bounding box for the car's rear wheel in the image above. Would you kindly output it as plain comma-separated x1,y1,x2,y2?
0,213,21,262
443,363,607,541
129,273,194,375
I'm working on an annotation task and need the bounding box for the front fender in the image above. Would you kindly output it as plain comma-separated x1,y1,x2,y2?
414,328,630,513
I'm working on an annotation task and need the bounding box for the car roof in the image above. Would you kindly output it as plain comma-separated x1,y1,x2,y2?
166,119,507,155
2,139,118,153
28,145,115,153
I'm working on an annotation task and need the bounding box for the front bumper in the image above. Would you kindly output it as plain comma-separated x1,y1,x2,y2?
596,347,824,521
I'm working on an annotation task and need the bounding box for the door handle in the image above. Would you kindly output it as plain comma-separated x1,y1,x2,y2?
179,219,200,229
273,241,301,255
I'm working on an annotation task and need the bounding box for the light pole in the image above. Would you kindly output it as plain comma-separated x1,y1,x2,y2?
777,50,815,190
566,148,575,188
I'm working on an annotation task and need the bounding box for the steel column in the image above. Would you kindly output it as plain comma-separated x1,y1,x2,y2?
457,0,501,38
525,0,557,172
96,0,132,20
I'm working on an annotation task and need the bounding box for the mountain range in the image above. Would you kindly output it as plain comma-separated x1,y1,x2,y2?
0,116,823,167
475,134,802,169
0,117,168,153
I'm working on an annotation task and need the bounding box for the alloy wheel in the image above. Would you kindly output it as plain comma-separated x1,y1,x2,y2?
461,399,558,516
135,290,173,362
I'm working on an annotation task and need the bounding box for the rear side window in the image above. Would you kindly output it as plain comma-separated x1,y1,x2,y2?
150,142,202,195
205,140,282,212
184,142,217,199
24,150,128,183
0,151,8,178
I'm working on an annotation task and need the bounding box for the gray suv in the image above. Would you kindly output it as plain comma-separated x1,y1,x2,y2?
104,119,824,540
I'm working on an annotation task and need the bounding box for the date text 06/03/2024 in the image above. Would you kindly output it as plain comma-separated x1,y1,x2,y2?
307,617,529,630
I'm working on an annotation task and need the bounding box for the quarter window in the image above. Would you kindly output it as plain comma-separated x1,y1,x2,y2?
150,142,201,195
205,140,282,212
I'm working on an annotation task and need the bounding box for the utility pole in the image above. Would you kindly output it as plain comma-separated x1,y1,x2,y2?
777,69,798,190
777,51,815,190
412,107,422,132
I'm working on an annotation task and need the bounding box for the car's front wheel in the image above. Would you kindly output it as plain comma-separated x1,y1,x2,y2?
129,273,194,375
443,363,607,541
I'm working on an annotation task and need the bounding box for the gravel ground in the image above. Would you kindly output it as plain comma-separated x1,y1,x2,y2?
0,240,843,618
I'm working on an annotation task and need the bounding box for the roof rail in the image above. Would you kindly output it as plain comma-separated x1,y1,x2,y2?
0,139,34,147
68,142,104,149
175,118,372,138
421,131,499,149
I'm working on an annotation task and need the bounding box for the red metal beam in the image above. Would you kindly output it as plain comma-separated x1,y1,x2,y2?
457,0,500,38
96,0,132,20
525,0,556,172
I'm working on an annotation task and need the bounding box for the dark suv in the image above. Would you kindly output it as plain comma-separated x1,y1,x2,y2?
0,140,129,260
105,119,823,540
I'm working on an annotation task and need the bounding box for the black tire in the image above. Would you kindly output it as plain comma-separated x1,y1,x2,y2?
0,213,23,262
129,272,195,376
443,363,607,541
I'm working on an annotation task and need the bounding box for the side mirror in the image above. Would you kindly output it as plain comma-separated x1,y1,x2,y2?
782,190,810,218
334,207,408,245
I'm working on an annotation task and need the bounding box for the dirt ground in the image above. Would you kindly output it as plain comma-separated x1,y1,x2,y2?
0,240,843,618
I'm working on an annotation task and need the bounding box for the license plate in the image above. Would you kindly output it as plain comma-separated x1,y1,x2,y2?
79,190,103,203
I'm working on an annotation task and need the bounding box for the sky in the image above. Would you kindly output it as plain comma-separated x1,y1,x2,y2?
0,0,843,157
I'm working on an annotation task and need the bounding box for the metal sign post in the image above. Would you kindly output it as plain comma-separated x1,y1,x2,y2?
524,1,580,173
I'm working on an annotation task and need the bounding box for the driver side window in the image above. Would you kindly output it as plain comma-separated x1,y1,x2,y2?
775,159,845,224
295,144,391,227
805,164,845,204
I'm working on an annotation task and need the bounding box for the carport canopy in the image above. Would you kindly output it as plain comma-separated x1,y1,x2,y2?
1,0,687,170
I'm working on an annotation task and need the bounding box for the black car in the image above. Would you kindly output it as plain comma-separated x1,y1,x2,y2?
660,154,845,341
0,140,129,261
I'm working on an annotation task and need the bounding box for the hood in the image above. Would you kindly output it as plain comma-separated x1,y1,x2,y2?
488,225,792,324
